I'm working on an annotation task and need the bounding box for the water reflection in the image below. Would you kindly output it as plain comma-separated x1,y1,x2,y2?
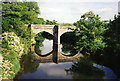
16,62,73,79
14,53,40,79
36,37,78,57
39,39,53,55
70,57,104,80
60,43,78,56
93,64,118,80
15,31,118,80
15,57,118,80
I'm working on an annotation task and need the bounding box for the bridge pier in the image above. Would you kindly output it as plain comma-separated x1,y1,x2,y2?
53,25,59,63
58,35,60,45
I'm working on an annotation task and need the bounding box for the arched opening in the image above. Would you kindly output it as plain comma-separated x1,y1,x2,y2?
34,31,54,56
60,31,78,56
41,31,54,40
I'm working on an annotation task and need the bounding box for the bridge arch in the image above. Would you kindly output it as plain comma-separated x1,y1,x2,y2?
30,24,83,63
36,30,53,35
31,24,54,35
35,31,54,40
31,24,76,44
59,29,75,37
58,26,76,44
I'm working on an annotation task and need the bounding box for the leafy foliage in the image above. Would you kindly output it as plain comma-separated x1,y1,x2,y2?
1,60,15,79
1,2,40,80
92,14,120,78
73,11,108,55
34,32,45,55
59,23,73,26
34,18,46,24
45,20,58,25
1,32,23,79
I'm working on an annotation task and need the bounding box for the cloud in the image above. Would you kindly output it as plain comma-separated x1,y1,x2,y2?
37,1,118,23
97,8,113,12
27,0,119,2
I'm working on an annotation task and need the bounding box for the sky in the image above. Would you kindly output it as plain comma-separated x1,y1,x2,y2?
2,0,120,23
36,0,119,23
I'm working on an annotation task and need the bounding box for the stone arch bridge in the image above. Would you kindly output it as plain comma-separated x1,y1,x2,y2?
31,24,76,44
29,24,82,63
30,24,76,44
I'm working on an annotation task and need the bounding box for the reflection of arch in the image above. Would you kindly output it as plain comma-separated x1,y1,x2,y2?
36,50,53,57
61,51,78,56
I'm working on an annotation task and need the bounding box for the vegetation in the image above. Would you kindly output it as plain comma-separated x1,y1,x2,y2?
59,23,73,26
1,1,41,80
45,20,58,25
72,11,120,78
2,2,40,54
14,52,39,79
41,31,54,40
60,32,77,44
1,32,22,79
34,32,45,55
1,0,120,79
73,11,108,56
34,31,54,55
60,32,78,55
92,14,120,78
34,18,46,24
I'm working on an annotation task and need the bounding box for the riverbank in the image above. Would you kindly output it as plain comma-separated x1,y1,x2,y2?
1,32,31,80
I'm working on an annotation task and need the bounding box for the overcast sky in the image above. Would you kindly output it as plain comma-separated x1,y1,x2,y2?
4,0,120,23
36,0,119,23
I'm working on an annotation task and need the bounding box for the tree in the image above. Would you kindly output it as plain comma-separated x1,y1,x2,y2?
97,14,120,78
2,2,40,32
2,2,40,54
33,18,46,24
73,11,108,55
45,19,58,25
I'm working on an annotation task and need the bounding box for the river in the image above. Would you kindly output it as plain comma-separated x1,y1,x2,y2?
14,38,119,81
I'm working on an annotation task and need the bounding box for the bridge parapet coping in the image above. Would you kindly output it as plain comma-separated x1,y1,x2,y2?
31,25,55,29
59,25,76,29
31,24,76,29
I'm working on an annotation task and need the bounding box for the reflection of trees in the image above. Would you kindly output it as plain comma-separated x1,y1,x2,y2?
35,32,45,55
35,31,54,55
21,52,39,73
68,57,104,80
61,32,78,55
62,43,73,54
14,52,39,79
62,43,77,55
